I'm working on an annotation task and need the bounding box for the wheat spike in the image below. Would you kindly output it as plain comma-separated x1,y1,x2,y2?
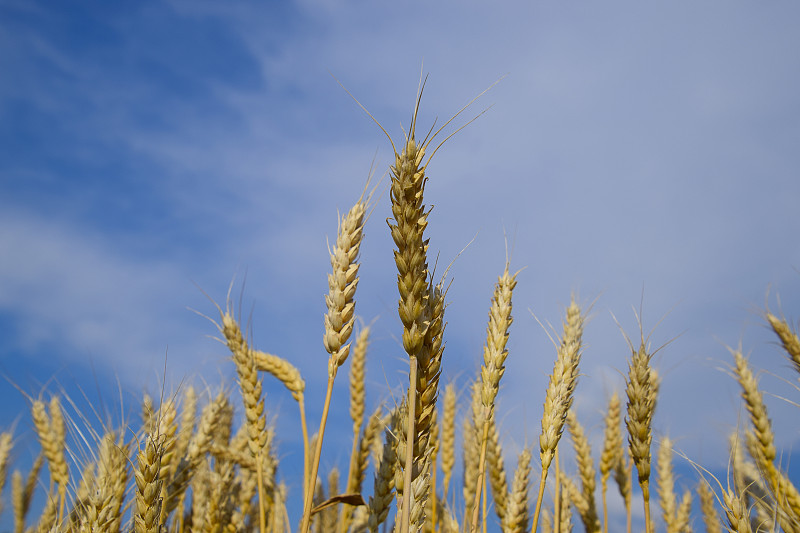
657,437,678,532
567,410,600,533
625,338,655,533
368,405,401,532
487,417,509,523
766,312,800,375
440,384,456,500
698,481,721,533
134,434,164,533
733,349,800,519
599,392,622,533
533,297,584,533
502,447,532,533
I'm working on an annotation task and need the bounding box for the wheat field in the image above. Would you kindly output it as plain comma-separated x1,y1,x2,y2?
1,91,799,533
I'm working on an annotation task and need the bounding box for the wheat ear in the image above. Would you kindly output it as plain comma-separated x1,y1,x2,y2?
135,434,164,533
220,308,268,533
487,417,509,524
766,312,800,375
657,437,678,532
733,348,800,520
12,453,42,533
599,392,622,533
440,383,456,506
502,447,532,533
472,266,517,533
567,410,600,533
369,405,401,532
0,431,11,515
301,195,367,533
533,298,584,533
31,397,68,523
253,348,309,497
697,480,721,533
722,487,753,533
625,339,655,533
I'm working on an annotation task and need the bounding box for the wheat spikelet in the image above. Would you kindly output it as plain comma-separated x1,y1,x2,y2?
502,447,531,533
566,410,600,533
766,312,800,375
134,434,164,533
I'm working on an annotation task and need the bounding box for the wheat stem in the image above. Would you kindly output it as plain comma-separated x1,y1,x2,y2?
300,375,335,533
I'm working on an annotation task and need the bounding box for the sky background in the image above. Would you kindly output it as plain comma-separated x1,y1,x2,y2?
1,0,799,531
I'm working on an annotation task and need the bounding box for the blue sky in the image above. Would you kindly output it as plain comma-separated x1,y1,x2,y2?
1,0,799,530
